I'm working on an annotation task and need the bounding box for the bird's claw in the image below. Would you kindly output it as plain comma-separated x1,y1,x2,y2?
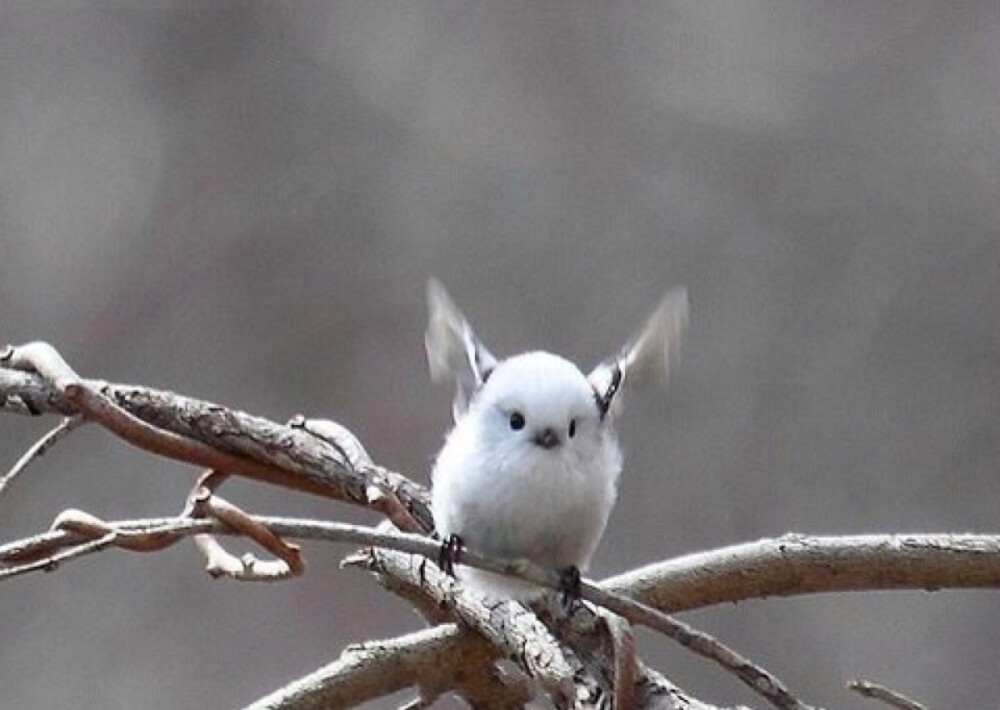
558,565,582,609
438,534,463,577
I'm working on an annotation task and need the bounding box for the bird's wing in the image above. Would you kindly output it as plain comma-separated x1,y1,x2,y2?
588,287,689,418
425,278,499,420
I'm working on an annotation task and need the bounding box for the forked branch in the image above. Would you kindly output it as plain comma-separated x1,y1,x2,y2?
1,342,992,710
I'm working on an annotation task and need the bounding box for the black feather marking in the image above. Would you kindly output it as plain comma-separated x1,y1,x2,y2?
593,363,622,420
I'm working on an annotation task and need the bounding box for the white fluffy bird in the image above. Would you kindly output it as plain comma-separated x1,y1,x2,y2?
426,279,688,598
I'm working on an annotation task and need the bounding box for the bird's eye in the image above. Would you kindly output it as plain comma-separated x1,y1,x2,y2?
509,411,526,431
568,419,577,438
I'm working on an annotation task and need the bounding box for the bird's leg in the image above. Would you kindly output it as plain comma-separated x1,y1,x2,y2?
437,533,464,577
558,565,582,609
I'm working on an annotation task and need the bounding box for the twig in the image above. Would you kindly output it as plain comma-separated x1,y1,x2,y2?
395,695,434,710
179,471,305,580
67,378,339,502
2,341,349,499
16,518,996,600
190,489,305,581
848,679,927,710
0,416,86,496
185,470,233,576
0,531,119,580
582,580,810,710
1,341,82,387
51,509,187,552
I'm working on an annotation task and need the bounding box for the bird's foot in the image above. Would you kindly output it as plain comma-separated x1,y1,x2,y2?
438,534,464,577
558,565,582,609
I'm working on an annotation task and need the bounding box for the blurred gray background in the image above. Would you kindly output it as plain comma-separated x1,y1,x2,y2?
1,3,998,708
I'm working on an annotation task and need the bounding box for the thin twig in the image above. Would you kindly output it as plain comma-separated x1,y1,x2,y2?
580,580,810,710
52,509,187,552
0,416,86,496
848,679,927,710
190,488,305,580
185,470,230,575
396,695,434,710
0,531,119,580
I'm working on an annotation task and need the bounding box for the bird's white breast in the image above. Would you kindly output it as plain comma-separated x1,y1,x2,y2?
430,352,622,597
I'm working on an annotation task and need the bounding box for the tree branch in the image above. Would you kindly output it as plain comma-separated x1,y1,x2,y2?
241,624,509,710
604,533,1000,613
4,343,997,709
3,509,1000,706
0,346,433,531
8,515,999,607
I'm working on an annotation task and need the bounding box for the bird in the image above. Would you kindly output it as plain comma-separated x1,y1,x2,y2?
425,279,688,599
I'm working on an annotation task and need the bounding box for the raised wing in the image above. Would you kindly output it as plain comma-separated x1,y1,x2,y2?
589,287,689,418
425,278,499,420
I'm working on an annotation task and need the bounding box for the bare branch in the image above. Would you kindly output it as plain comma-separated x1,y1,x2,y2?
3,343,996,708
848,679,926,710
604,533,1000,613
1,344,433,529
241,624,505,710
0,367,77,416
2,341,82,387
189,489,305,581
0,531,119,580
10,349,998,608
51,509,188,553
576,580,811,710
345,540,786,709
0,415,86,496
14,520,998,606
3,508,999,707
355,529,808,710
347,545,589,705
635,666,721,710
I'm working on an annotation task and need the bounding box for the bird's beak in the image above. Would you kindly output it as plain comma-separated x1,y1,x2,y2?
534,428,560,449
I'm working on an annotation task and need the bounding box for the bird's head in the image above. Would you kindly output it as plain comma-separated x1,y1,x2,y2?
471,351,602,456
